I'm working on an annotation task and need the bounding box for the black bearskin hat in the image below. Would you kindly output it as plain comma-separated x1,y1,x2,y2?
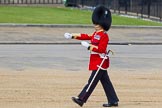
92,5,112,31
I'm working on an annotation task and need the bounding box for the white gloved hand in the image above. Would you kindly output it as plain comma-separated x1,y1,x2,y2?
64,33,72,39
81,41,90,48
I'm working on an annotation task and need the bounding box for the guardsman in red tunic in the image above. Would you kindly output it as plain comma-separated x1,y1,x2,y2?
64,5,119,107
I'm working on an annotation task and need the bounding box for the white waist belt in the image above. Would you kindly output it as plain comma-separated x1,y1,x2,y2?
90,51,108,59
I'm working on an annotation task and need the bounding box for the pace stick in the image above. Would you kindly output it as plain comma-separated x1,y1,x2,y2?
86,50,113,92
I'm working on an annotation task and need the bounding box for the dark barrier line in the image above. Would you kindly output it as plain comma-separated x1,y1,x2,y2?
0,42,162,45
0,24,162,29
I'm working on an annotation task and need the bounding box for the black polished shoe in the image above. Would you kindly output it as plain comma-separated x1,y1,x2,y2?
72,97,84,107
103,102,118,107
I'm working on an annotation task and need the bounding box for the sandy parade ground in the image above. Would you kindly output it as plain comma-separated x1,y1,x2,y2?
0,26,162,108
0,68,162,108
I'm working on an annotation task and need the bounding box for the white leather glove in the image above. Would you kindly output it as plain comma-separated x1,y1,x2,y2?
81,41,90,48
64,33,72,39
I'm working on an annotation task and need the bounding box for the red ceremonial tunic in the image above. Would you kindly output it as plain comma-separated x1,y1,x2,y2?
76,31,109,70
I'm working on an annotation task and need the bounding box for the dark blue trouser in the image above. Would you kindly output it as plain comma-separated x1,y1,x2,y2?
78,70,119,103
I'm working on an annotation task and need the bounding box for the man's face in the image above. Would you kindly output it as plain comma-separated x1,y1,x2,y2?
94,25,102,31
